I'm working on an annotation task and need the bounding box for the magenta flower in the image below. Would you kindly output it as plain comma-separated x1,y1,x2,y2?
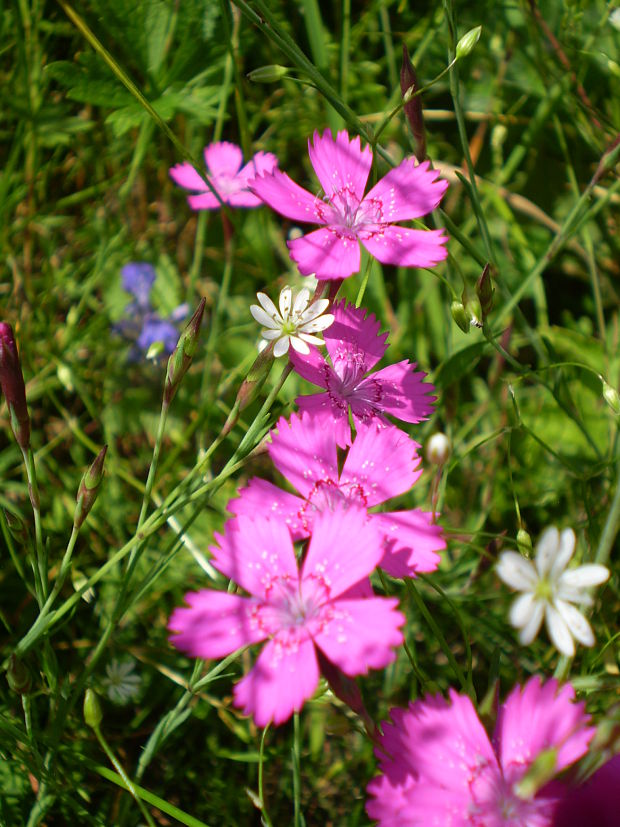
366,677,595,827
230,413,444,578
168,507,404,727
250,129,448,279
170,141,278,210
553,754,620,827
289,300,435,447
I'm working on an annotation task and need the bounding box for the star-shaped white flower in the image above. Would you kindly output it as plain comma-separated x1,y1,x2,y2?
250,285,334,358
101,658,142,705
497,526,610,657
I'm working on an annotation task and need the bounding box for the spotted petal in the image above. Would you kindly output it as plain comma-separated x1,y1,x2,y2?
268,413,338,500
361,225,448,269
250,169,322,223
308,129,372,201
363,158,448,222
288,227,361,279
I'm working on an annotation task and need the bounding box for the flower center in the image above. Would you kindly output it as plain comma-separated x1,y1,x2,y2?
316,188,384,232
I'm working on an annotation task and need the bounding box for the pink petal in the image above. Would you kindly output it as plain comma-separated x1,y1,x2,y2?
224,189,264,208
308,129,372,201
495,676,594,782
375,509,444,577
324,301,388,375
238,150,279,183
357,360,435,423
363,158,448,222
302,506,382,597
367,776,470,827
267,413,337,497
203,141,243,175
313,596,404,675
187,191,228,210
289,341,329,388
169,162,208,191
361,225,448,269
250,169,322,222
209,515,299,598
341,424,422,506
553,755,620,827
294,393,352,448
288,227,361,279
227,478,307,540
168,591,266,658
233,636,320,726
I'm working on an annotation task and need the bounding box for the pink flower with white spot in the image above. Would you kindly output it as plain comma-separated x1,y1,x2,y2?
366,676,595,827
230,413,444,578
169,141,278,210
289,300,435,447
250,129,448,279
168,507,404,727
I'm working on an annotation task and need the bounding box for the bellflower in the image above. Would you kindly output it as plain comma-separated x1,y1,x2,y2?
497,527,610,657
250,285,334,357
367,676,595,826
170,141,278,210
250,129,448,279
290,300,435,446
168,507,404,727
230,413,444,578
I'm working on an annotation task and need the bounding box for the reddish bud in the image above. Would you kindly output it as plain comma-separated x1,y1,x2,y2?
476,263,494,317
74,445,107,529
164,298,206,406
400,45,426,162
0,323,31,450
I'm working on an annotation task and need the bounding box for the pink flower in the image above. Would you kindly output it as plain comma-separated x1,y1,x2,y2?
290,300,435,447
250,129,448,279
553,754,620,827
169,141,278,210
168,507,404,727
367,676,594,826
230,413,444,578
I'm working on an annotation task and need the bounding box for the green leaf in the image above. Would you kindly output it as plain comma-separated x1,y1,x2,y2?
433,342,489,389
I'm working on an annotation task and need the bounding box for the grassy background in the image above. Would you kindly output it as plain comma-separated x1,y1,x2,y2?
1,0,619,824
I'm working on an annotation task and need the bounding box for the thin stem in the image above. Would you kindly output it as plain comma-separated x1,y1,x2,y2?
292,712,302,827
22,446,46,602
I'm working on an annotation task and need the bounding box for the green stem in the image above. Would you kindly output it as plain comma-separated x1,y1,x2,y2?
292,712,302,827
22,446,46,602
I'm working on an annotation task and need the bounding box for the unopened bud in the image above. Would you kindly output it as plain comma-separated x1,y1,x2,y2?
83,688,103,729
515,747,557,799
465,296,483,328
451,301,470,333
602,378,620,415
517,528,533,557
426,432,451,465
3,508,30,545
400,45,426,162
456,25,482,60
7,654,32,695
237,343,275,413
247,64,289,83
476,263,494,317
74,445,107,529
0,322,31,450
164,298,206,406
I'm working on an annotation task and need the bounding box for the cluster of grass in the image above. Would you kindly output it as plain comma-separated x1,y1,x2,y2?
1,0,619,824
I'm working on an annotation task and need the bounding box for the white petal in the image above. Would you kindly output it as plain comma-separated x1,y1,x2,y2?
289,336,310,354
251,305,280,328
560,564,610,589
549,528,576,579
261,328,282,340
535,526,560,577
517,599,545,645
258,338,269,353
298,332,325,347
556,599,595,647
273,336,290,358
292,287,311,316
256,291,279,318
557,586,594,607
509,592,538,628
279,286,292,318
497,552,538,591
301,313,334,333
545,604,575,656
298,298,330,323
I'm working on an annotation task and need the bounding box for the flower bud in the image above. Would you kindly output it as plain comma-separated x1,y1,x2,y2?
74,445,107,529
451,301,470,333
3,508,30,545
426,432,451,465
456,25,482,60
400,45,426,162
476,263,494,317
465,296,483,328
83,688,103,729
0,322,31,450
163,298,206,406
517,528,533,558
247,64,289,83
602,378,620,415
6,654,32,695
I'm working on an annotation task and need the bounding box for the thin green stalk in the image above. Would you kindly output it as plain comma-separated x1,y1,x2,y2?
339,0,350,105
22,446,46,602
378,0,398,91
258,727,274,827
594,458,620,568
292,712,302,827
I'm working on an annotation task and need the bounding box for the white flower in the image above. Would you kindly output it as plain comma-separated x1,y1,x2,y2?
250,285,334,358
101,658,142,704
497,526,610,657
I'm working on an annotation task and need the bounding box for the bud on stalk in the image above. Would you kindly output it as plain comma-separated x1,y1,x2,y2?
74,445,107,529
0,322,31,450
476,263,494,318
163,298,206,406
400,45,426,162
83,688,103,729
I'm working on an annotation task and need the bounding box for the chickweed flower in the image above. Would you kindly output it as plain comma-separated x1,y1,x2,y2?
250,285,333,358
497,526,610,657
101,658,142,705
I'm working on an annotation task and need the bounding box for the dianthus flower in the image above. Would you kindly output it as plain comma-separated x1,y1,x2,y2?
497,527,610,657
230,413,444,578
168,507,404,727
250,129,448,279
170,141,278,210
290,300,435,447
250,285,334,357
366,676,594,826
